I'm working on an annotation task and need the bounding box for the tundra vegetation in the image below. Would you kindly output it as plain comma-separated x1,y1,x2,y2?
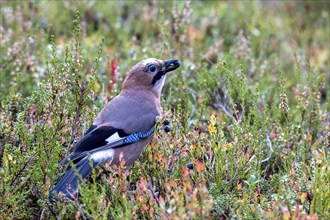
0,1,329,219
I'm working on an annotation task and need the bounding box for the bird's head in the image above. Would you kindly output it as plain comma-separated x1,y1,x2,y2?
122,58,180,97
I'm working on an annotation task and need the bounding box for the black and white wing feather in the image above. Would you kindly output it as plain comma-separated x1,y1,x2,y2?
62,125,154,165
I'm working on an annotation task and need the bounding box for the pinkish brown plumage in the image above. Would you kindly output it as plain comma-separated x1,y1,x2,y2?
49,58,180,202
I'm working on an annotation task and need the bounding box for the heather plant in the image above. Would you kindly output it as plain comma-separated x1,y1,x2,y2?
0,1,329,219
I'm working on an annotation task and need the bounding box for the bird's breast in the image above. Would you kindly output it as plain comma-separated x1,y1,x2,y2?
94,93,161,134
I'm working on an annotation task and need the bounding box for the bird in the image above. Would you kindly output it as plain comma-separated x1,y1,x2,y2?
49,58,180,202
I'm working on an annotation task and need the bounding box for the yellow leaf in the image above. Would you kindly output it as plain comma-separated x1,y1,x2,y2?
300,192,307,202
8,154,13,161
222,142,234,152
208,124,217,135
170,180,176,188
316,159,323,164
190,145,196,151
307,134,312,142
283,212,290,220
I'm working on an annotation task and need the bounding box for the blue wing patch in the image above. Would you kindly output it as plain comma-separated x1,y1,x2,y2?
123,126,155,144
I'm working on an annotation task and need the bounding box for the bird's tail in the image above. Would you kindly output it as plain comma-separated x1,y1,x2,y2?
48,158,98,202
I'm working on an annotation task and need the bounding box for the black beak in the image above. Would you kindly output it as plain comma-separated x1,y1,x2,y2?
162,59,180,74
152,59,180,85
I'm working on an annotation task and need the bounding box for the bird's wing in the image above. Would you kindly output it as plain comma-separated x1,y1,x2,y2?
62,125,155,165
62,94,159,165
73,125,129,153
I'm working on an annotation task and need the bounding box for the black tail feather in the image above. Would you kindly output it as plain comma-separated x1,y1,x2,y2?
49,158,98,202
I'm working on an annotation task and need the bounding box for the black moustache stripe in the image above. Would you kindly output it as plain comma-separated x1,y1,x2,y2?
152,71,165,85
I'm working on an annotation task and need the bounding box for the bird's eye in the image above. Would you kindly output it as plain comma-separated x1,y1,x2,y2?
148,64,158,74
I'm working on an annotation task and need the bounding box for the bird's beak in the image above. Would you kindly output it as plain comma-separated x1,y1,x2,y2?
162,59,181,74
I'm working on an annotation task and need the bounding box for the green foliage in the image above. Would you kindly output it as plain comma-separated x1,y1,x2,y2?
311,161,330,219
0,1,329,219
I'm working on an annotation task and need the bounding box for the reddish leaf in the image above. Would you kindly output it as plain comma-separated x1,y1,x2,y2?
196,160,204,173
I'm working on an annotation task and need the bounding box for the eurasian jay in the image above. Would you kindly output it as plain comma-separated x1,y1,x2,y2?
49,58,180,201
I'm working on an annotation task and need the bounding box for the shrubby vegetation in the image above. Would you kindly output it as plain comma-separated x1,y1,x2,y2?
0,1,329,219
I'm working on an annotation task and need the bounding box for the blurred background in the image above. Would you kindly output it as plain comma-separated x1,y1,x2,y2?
1,1,329,99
